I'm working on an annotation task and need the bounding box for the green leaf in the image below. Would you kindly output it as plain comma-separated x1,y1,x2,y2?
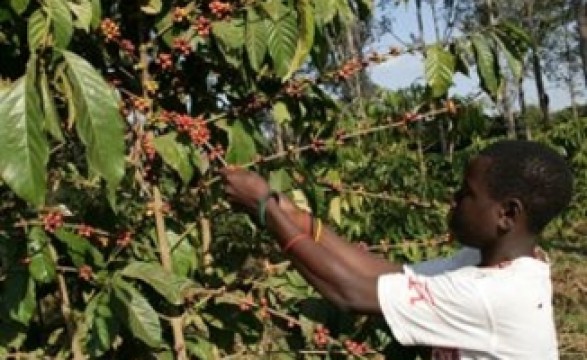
28,9,49,51
425,45,456,98
27,227,56,284
167,230,198,277
471,34,500,98
2,270,36,325
223,121,257,165
245,8,270,72
140,0,162,14
328,196,342,226
86,291,119,357
39,69,64,142
271,101,291,124
212,19,245,68
153,132,194,185
121,262,197,305
335,0,354,24
90,0,101,29
268,10,298,78
314,0,337,25
54,228,105,268
269,169,293,192
185,334,217,359
190,147,210,176
68,0,93,32
284,0,315,80
260,0,288,21
10,0,29,15
47,0,73,49
492,33,523,80
0,65,49,206
112,277,162,347
63,51,126,190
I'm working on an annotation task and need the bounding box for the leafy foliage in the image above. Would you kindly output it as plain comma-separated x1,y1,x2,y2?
0,0,547,359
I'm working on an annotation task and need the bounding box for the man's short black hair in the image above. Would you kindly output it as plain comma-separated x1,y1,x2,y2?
479,140,573,234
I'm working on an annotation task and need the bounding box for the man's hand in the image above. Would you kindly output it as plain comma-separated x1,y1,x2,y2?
219,167,270,211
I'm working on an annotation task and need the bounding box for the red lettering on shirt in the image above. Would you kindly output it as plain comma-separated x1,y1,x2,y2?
431,347,460,360
408,276,435,306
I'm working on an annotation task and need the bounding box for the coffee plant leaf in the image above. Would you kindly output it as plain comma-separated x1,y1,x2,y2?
0,67,48,206
63,50,126,191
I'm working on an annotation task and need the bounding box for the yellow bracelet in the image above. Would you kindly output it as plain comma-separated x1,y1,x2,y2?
314,219,323,243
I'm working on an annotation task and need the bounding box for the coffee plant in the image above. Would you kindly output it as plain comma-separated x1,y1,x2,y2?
0,0,530,358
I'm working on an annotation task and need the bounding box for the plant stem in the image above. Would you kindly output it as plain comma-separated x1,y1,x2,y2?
152,186,188,360
47,243,84,360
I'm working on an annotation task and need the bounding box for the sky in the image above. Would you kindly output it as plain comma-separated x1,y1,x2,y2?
365,2,584,111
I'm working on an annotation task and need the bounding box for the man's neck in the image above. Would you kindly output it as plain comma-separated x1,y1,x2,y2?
478,235,537,267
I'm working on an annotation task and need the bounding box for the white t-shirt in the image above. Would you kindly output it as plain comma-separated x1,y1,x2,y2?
377,247,559,359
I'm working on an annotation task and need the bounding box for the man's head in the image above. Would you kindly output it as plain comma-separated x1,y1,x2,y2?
449,140,573,248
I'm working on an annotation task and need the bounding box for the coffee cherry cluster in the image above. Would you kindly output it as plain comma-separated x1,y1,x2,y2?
142,132,157,161
133,97,150,113
78,265,93,281
42,212,64,233
284,80,307,99
173,6,190,23
157,53,174,70
313,325,330,347
344,339,368,356
194,16,212,37
119,39,135,55
402,112,422,124
173,38,192,56
100,18,120,42
116,230,132,247
336,58,365,80
207,143,225,161
77,224,94,238
310,138,326,152
209,1,233,19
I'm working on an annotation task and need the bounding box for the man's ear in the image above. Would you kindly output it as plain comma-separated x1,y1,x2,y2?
497,198,524,232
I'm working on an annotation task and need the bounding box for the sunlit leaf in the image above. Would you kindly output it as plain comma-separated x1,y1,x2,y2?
425,45,456,98
223,120,257,165
28,9,48,51
153,132,194,185
140,0,162,14
112,277,162,347
212,19,245,68
121,261,197,305
68,0,93,32
268,9,298,78
0,64,49,206
47,0,73,49
63,51,125,190
27,227,56,284
284,0,315,80
54,228,105,268
10,0,29,15
471,34,500,97
245,7,270,72
39,69,64,142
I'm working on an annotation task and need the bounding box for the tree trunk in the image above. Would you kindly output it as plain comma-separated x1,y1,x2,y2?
576,0,587,87
530,47,550,124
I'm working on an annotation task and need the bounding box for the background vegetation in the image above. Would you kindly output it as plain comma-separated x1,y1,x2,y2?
0,0,585,358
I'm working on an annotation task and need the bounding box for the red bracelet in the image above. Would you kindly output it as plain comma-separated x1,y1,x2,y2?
283,233,309,253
